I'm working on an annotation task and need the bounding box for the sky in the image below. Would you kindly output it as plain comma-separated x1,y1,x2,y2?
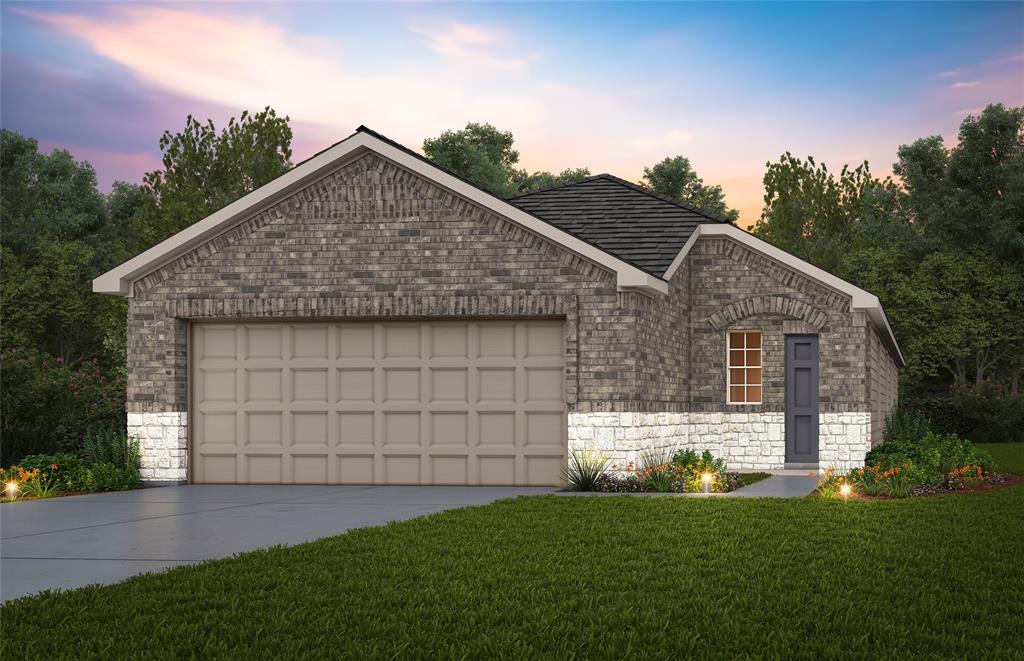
2,2,1022,226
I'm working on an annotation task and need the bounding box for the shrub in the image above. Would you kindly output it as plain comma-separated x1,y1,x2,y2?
561,450,609,491
0,347,125,458
849,465,884,496
6,434,142,496
1,465,61,499
89,462,141,492
82,429,140,471
638,449,675,492
593,473,645,493
878,464,917,499
883,407,935,444
816,468,843,499
949,381,1024,443
866,431,995,480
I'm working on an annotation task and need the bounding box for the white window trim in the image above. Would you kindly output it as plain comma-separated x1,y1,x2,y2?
726,330,763,405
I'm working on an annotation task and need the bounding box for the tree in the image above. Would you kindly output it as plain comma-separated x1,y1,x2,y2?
423,122,590,197
641,155,738,221
135,107,292,249
752,153,895,274
510,168,592,195
0,130,108,255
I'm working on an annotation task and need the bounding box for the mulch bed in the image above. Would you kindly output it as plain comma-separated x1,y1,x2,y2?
851,473,1024,500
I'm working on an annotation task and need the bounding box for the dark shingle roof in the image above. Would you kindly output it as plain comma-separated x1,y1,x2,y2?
507,175,732,277
355,126,730,279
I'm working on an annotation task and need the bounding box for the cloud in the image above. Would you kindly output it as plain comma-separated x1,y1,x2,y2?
407,21,533,73
948,81,980,89
938,69,962,78
630,129,694,151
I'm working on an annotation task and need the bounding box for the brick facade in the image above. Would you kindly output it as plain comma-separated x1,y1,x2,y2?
123,151,899,480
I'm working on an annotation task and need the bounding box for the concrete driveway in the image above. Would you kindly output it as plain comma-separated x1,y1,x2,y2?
0,484,554,602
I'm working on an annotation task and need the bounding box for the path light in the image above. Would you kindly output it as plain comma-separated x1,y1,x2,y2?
840,483,852,501
702,472,713,494
4,481,18,500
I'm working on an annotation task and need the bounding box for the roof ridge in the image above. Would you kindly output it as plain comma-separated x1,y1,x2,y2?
594,174,734,224
504,173,608,200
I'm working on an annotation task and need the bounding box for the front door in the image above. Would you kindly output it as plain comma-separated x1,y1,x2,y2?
785,335,819,464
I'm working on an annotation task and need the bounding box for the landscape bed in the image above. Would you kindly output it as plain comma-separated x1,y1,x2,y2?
3,480,1023,659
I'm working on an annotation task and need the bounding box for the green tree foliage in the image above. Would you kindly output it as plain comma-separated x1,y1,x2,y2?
0,131,108,255
1,109,295,446
753,154,899,273
755,104,1024,438
134,107,293,250
422,122,589,197
641,155,739,221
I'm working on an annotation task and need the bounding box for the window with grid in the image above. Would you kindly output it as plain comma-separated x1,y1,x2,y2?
728,331,762,404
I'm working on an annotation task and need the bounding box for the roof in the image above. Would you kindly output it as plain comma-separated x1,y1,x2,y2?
91,125,902,364
508,174,731,277
92,126,667,298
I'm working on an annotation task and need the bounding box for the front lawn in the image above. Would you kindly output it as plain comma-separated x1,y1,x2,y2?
975,442,1024,474
4,487,1023,659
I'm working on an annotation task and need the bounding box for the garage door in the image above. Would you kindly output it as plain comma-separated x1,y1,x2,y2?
190,320,566,485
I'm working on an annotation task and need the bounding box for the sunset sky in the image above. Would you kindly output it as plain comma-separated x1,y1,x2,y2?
2,2,1022,225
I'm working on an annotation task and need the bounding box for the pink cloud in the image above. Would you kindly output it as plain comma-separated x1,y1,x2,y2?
949,81,980,89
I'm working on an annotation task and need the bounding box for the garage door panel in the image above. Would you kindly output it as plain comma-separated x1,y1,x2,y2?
384,455,421,484
246,325,283,359
384,368,421,402
192,320,565,485
292,455,328,483
338,412,374,445
199,454,237,483
245,369,282,402
478,455,516,485
291,369,329,403
431,412,468,446
431,455,468,484
246,412,282,445
291,325,328,359
338,454,374,484
431,325,468,358
338,368,374,402
525,455,564,485
245,454,283,483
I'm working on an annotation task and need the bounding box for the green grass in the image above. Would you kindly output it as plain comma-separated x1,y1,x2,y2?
737,471,772,487
974,442,1024,474
4,488,1024,659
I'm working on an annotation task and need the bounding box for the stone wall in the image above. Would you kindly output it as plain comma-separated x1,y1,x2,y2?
127,412,187,482
568,411,872,472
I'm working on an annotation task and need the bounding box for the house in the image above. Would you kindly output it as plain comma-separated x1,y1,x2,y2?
93,126,902,486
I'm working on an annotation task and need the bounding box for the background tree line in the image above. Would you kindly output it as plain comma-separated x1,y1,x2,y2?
2,104,1021,459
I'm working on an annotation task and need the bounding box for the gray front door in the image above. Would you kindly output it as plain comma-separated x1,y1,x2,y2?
785,335,819,464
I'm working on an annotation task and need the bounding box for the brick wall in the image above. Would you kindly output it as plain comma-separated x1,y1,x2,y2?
680,237,870,414
867,324,899,444
127,153,640,417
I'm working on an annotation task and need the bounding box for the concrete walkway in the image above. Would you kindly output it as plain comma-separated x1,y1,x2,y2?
727,474,818,498
557,473,819,499
0,485,553,602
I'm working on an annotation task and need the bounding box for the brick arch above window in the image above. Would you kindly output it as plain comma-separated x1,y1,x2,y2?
706,295,830,331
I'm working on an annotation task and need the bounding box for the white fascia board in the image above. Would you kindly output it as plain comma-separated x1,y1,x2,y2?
93,131,667,297
663,223,905,365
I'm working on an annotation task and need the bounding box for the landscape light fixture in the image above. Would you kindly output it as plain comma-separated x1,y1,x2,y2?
5,481,18,500
702,472,713,494
840,483,852,501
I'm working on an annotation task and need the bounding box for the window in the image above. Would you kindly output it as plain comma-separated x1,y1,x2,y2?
728,331,762,404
